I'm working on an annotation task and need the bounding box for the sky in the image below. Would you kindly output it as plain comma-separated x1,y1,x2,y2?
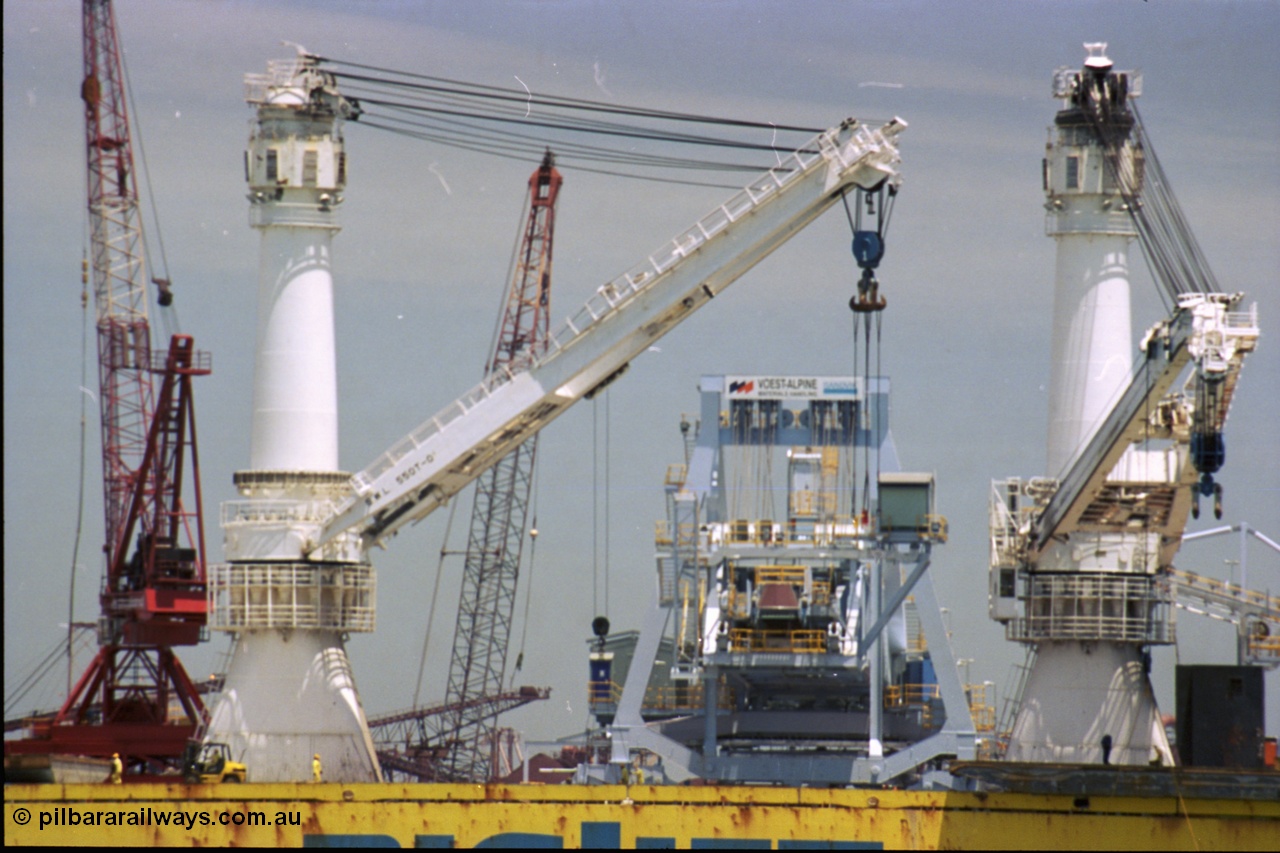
5,0,1279,746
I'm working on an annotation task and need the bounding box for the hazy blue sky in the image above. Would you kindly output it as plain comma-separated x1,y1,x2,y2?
5,0,1278,741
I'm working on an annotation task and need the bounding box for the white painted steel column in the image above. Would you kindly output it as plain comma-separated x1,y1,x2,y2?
206,54,380,783
250,227,339,471
1007,46,1172,768
1042,47,1137,476
1006,642,1171,765
1045,238,1132,476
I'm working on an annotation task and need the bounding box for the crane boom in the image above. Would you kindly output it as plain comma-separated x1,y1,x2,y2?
313,118,905,554
83,0,155,563
436,152,563,782
1030,293,1258,561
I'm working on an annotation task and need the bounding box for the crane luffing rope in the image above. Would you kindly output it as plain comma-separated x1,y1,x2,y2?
318,57,824,133
1081,94,1219,305
317,56,890,187
1125,104,1220,298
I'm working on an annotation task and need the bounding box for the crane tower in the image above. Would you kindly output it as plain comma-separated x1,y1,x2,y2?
202,86,902,778
205,53,381,782
1000,45,1171,766
991,45,1259,766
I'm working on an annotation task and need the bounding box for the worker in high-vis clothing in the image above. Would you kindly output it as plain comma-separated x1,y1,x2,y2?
110,753,123,784
312,753,322,783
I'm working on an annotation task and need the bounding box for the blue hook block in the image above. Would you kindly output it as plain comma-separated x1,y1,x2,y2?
852,231,884,270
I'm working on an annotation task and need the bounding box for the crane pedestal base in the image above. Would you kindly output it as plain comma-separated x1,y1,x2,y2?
206,629,382,782
1006,641,1172,766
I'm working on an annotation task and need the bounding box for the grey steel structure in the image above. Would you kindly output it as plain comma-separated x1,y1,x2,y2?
605,375,976,786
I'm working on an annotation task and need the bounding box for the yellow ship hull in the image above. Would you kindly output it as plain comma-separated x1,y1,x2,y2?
5,782,1277,848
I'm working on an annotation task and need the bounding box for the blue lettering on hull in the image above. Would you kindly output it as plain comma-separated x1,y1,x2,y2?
304,820,886,849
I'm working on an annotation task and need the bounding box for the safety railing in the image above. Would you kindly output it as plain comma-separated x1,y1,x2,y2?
729,628,827,654
988,478,1056,569
143,346,213,374
1170,568,1280,617
244,57,313,104
587,680,735,713
1248,635,1280,662
919,514,949,542
755,565,807,586
654,521,673,547
714,517,875,549
207,562,375,632
222,499,339,527
1008,573,1173,644
965,683,997,733
884,683,940,708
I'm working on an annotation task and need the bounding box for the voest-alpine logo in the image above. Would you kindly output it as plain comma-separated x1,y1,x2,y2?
728,380,755,394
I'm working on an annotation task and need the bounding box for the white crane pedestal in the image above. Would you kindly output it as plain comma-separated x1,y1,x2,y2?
206,626,381,782
205,54,379,781
1006,642,1171,765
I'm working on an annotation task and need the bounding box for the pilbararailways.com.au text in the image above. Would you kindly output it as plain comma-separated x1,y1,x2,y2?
35,806,301,831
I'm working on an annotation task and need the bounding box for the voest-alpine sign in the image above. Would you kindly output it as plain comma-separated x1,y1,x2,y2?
725,376,861,400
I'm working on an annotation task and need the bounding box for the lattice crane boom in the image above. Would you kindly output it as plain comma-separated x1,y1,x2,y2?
437,152,562,783
83,0,154,564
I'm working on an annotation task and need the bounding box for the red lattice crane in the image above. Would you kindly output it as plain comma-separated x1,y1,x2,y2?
431,152,563,782
5,0,210,773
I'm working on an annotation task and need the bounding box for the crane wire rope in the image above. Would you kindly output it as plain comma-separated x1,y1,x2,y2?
455,182,530,696
320,57,893,187
485,183,537,371
1130,104,1217,297
729,402,749,523
763,400,776,523
510,465,541,689
853,314,869,514
591,391,611,617
355,117,786,190
349,89,810,155
68,253,92,700
117,22,180,337
347,88,783,172
874,311,883,500
605,389,611,620
840,191,865,514
860,313,874,513
5,627,97,720
591,392,614,620
841,190,879,515
593,399,599,617
1084,95,1215,308
414,496,461,710
318,57,825,134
